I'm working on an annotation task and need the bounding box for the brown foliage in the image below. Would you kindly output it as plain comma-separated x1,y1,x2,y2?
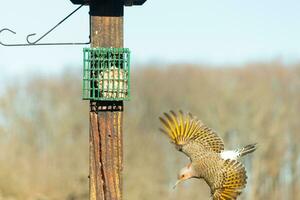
0,63,299,200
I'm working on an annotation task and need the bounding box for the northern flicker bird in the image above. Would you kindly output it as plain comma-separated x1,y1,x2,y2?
159,110,256,200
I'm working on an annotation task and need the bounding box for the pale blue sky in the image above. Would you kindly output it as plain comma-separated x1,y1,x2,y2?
0,0,300,77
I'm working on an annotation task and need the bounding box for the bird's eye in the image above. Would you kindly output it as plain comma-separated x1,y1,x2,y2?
181,174,185,178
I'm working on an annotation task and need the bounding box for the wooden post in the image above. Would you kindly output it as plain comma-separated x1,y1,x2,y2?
89,1,124,200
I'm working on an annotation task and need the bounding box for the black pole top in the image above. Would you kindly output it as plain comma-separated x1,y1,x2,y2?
70,0,147,6
124,0,147,6
70,0,89,5
90,0,123,16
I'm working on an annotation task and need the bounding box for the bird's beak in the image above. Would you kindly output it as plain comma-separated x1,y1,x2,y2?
173,180,182,189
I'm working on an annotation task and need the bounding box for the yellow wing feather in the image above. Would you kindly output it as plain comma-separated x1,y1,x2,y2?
213,160,247,200
159,110,225,153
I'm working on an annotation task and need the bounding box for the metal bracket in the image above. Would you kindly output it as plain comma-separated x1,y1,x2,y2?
0,5,90,46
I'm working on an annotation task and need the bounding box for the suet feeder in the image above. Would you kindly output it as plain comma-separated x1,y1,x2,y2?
82,47,130,101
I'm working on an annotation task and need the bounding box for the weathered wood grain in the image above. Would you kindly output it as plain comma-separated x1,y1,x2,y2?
89,8,124,200
90,102,124,200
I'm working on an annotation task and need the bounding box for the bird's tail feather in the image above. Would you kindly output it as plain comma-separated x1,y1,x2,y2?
237,143,257,157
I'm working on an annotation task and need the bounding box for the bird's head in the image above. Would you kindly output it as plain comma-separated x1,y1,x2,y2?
173,164,195,189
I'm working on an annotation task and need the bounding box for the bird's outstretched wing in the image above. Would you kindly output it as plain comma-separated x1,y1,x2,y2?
159,110,224,160
212,160,247,200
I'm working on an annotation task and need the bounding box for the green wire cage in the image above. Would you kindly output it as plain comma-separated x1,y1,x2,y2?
82,48,130,101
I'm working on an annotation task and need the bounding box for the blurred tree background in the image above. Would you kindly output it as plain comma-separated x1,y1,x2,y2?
0,62,299,200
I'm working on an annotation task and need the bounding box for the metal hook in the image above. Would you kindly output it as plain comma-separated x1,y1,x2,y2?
0,28,19,46
0,5,90,46
26,33,39,44
0,28,16,35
